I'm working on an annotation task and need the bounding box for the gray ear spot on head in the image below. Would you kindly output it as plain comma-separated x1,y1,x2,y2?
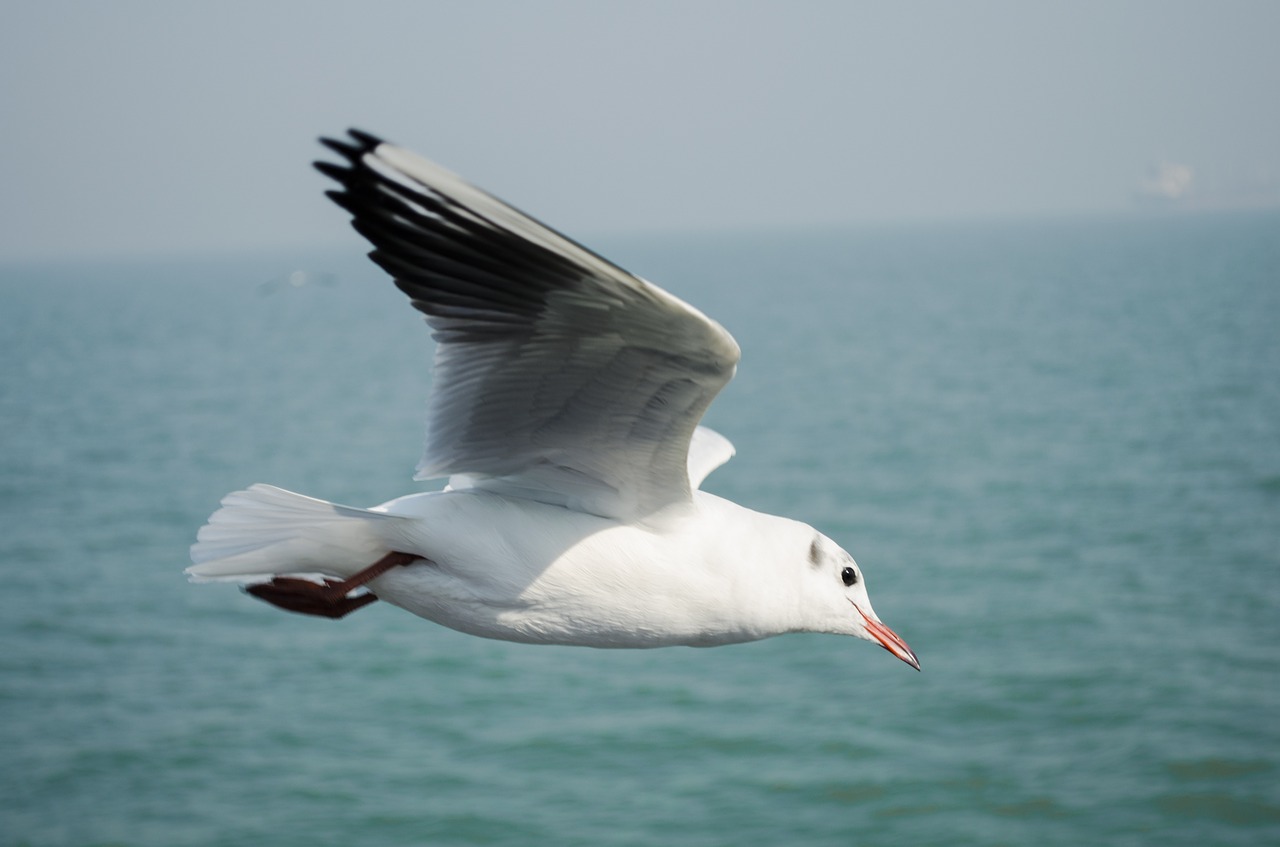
808,536,822,568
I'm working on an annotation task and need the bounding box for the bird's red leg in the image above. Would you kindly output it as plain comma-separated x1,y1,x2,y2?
245,551,423,619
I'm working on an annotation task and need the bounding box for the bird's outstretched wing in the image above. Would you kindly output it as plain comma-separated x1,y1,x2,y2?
316,130,740,519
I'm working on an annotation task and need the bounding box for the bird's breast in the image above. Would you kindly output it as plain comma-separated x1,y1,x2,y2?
367,491,773,647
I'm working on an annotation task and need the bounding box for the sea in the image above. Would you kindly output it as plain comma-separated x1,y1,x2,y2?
1,211,1277,847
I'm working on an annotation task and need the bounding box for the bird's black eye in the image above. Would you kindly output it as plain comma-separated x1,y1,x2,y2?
841,566,858,587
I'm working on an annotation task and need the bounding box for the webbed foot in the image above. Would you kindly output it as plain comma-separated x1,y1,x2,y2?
244,551,422,619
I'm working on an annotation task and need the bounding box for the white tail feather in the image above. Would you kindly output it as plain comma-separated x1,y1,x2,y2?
187,484,404,582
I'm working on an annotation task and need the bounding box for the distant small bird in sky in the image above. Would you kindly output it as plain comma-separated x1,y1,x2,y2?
188,129,919,669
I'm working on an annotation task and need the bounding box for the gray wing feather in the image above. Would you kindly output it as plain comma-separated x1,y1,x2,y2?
316,130,740,518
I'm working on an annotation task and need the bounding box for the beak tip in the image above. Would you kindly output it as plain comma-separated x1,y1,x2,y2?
852,602,920,672
889,642,921,671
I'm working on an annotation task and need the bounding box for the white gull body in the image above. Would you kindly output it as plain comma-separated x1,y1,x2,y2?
187,130,918,668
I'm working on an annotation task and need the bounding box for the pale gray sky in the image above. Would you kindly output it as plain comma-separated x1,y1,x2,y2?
2,0,1278,260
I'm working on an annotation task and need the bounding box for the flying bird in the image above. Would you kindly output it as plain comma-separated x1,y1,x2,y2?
187,130,919,669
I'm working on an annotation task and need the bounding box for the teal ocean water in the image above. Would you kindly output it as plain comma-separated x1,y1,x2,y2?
2,212,1278,846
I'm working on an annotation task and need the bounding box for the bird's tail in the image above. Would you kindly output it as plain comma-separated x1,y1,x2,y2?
186,484,404,582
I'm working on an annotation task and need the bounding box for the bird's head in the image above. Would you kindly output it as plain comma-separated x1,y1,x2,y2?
799,531,920,670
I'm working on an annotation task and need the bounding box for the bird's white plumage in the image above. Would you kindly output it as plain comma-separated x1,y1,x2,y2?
187,131,919,668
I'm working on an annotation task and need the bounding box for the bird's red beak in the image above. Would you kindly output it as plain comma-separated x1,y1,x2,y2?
853,603,920,671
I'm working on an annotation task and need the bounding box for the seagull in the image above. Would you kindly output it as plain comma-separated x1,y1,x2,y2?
187,130,919,670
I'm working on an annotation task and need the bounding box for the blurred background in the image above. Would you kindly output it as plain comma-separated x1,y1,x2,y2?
4,0,1280,260
2,2,1278,845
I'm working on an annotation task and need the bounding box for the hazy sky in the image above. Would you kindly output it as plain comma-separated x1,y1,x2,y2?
3,1,1278,260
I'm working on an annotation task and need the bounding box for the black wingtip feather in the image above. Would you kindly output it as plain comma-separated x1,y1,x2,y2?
346,128,384,149
315,128,643,339
319,135,364,162
313,160,351,183
324,189,358,214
